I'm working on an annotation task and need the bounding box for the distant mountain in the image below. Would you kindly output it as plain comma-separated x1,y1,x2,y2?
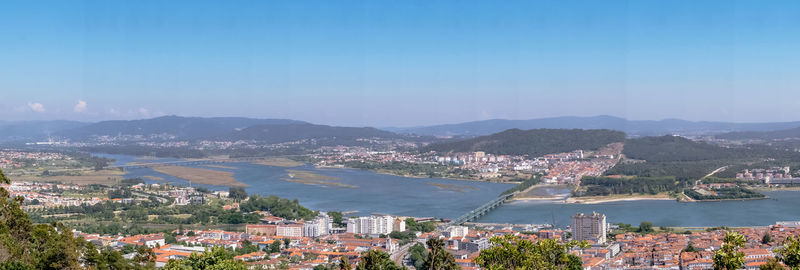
55,116,306,141
385,116,800,137
0,120,88,142
220,123,402,145
715,127,800,140
422,128,625,157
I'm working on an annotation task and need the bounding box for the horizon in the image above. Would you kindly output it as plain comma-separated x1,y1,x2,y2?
3,0,800,126
6,114,800,129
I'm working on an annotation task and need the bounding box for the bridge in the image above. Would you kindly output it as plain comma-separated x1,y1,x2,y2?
446,192,516,226
112,157,277,170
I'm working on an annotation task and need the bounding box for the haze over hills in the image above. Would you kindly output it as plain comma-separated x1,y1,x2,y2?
715,126,800,140
219,123,405,145
53,116,307,141
422,129,625,157
4,115,800,144
0,120,88,142
384,115,800,137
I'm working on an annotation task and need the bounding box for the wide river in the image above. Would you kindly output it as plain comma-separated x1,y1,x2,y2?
102,154,800,227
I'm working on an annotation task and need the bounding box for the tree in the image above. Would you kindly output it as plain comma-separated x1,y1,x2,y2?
474,235,587,270
760,257,786,270
134,245,157,267
329,212,345,227
163,246,247,270
283,238,291,248
269,240,282,253
408,243,428,269
713,231,746,270
683,242,699,253
229,187,247,201
776,235,800,268
356,250,403,270
339,256,352,270
422,238,459,270
638,222,654,234
763,232,774,245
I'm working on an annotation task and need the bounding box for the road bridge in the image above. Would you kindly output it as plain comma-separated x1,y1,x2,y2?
446,192,515,227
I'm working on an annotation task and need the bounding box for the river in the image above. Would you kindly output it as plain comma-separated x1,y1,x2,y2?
99,154,800,227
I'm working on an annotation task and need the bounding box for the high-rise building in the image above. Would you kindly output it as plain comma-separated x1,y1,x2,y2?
346,215,400,235
571,212,607,244
303,213,332,237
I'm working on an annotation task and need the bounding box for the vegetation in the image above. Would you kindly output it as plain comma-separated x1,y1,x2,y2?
502,174,542,195
228,186,248,201
422,238,460,270
0,169,154,270
609,135,800,180
344,161,456,178
240,195,317,221
474,235,587,270
405,218,436,233
684,187,765,201
355,249,404,270
163,246,247,270
760,257,787,270
713,231,746,270
775,235,800,269
424,128,625,158
408,243,428,269
388,231,417,246
578,176,688,196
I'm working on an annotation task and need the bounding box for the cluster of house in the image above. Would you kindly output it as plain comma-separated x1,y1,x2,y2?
4,182,108,209
606,224,800,270
0,150,68,169
736,167,800,185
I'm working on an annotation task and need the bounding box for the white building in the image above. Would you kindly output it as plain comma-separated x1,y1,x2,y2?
571,212,607,244
276,224,303,238
303,213,332,237
347,215,399,235
445,226,469,238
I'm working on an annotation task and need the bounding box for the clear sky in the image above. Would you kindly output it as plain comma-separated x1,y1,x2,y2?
1,0,799,127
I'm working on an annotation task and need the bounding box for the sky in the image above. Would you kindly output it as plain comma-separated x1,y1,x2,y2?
1,0,800,127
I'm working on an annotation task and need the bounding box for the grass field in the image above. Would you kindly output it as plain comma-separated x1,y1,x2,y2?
252,157,304,167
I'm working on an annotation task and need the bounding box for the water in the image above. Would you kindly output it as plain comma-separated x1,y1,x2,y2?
98,154,800,227
99,154,513,219
478,191,800,227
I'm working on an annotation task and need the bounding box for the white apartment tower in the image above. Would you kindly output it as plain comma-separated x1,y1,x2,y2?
571,212,607,244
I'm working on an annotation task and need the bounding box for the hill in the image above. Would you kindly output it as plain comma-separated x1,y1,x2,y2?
386,116,800,137
606,135,800,180
715,126,800,140
422,128,626,157
0,120,87,142
55,116,305,141
219,123,403,145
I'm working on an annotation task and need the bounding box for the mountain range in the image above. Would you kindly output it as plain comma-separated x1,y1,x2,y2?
4,115,800,144
384,115,800,137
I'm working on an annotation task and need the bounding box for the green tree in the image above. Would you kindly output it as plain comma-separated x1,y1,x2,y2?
683,242,699,253
776,235,800,269
228,187,247,201
421,238,459,270
134,245,157,267
339,256,352,270
474,235,586,270
283,238,291,248
760,257,786,270
269,240,282,253
356,250,404,270
408,243,428,269
638,222,654,234
763,232,774,245
713,231,746,270
163,246,247,270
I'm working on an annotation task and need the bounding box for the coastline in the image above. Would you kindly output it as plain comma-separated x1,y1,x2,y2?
317,165,517,184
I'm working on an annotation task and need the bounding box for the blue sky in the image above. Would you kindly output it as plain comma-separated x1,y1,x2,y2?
1,0,799,126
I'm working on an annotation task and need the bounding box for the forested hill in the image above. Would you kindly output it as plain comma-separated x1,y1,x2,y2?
422,129,625,157
606,135,800,180
620,135,744,162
